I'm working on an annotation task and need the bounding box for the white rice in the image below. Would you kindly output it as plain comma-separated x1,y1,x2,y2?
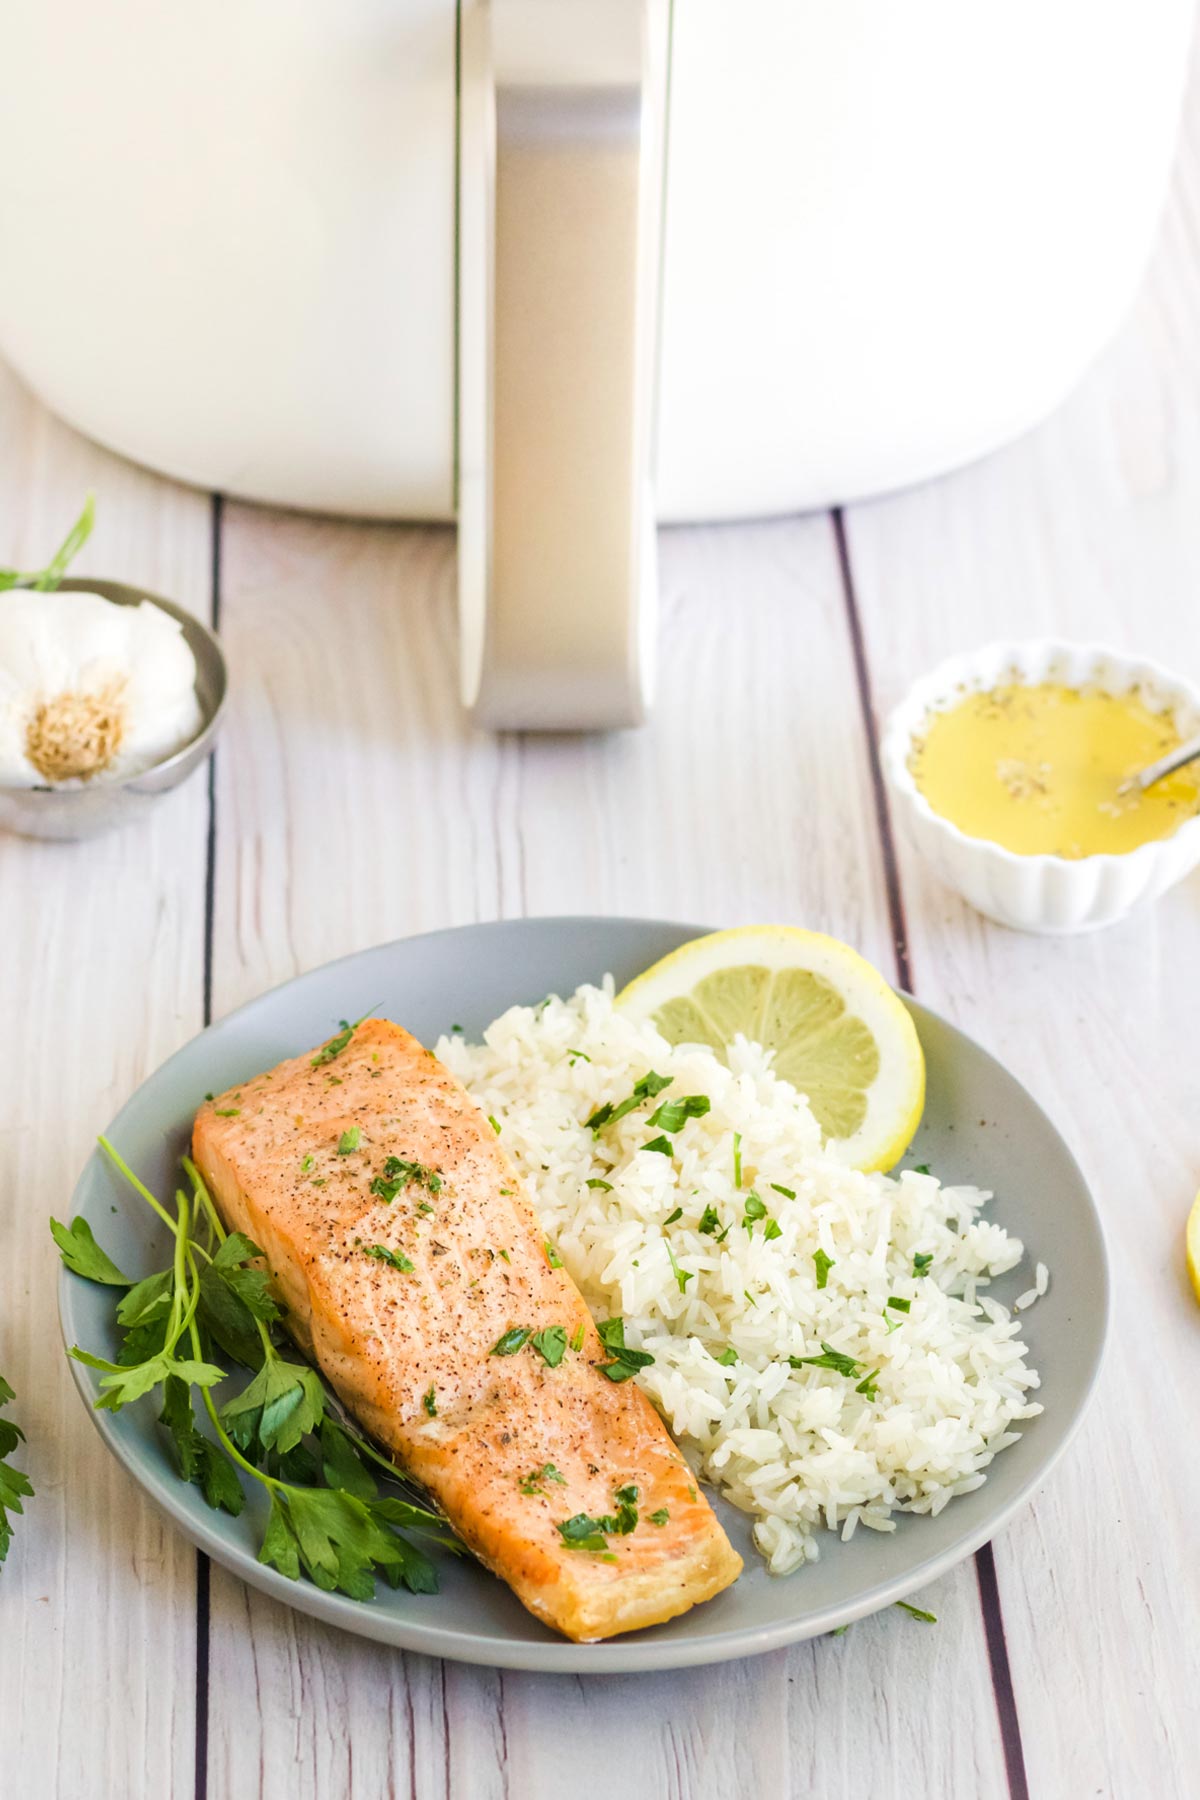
438,981,1044,1575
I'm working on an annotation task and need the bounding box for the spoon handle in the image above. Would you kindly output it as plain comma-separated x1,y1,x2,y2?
1132,729,1200,791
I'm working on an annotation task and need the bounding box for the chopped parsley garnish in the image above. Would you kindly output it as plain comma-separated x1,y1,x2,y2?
855,1369,880,1401
311,1013,371,1068
715,1347,739,1367
595,1316,655,1383
790,1342,862,1378
491,1327,532,1356
586,1071,672,1133
214,1108,241,1119
913,1252,934,1277
887,1296,911,1314
488,1115,501,1135
663,1207,683,1226
531,1326,567,1368
894,1600,938,1623
742,1192,767,1231
301,1154,313,1173
556,1513,616,1557
519,1463,566,1496
649,1507,669,1526
770,1183,796,1200
337,1127,361,1155
697,1205,722,1236
569,1323,585,1353
497,1246,510,1261
763,1219,782,1241
646,1094,711,1133
814,1249,834,1289
566,1049,591,1064
910,1164,931,1177
370,1157,442,1202
733,1132,743,1187
642,1135,673,1157
423,1385,437,1417
586,1178,613,1192
544,1241,563,1268
362,1244,414,1272
666,1244,693,1294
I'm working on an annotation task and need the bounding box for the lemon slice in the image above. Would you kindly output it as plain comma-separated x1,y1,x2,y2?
616,926,925,1172
1187,1193,1200,1306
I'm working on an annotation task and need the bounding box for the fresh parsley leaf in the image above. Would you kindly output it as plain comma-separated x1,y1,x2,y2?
359,1244,412,1272
913,1252,934,1277
159,1377,244,1516
585,1178,613,1192
910,1164,931,1177
887,1296,911,1314
646,1095,711,1133
219,1357,326,1459
531,1326,567,1368
715,1347,739,1367
0,1375,33,1565
214,1108,241,1119
544,1241,563,1268
556,1513,614,1555
488,1115,502,1135
855,1369,880,1402
649,1507,669,1526
70,1347,226,1413
642,1134,673,1157
789,1342,862,1379
763,1219,782,1241
770,1183,796,1200
663,1207,683,1226
698,1205,722,1236
595,1317,655,1382
569,1323,585,1353
51,1216,130,1285
337,1128,361,1154
491,1327,532,1356
814,1249,834,1289
423,1386,437,1417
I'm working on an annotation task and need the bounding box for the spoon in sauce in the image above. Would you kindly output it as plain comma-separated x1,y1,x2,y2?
1121,729,1200,795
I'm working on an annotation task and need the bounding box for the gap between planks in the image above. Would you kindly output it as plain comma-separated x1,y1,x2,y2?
832,506,1031,1800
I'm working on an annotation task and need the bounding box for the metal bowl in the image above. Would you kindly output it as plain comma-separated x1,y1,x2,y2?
0,576,227,841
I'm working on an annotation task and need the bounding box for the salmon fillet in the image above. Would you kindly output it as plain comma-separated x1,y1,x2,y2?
191,1018,742,1641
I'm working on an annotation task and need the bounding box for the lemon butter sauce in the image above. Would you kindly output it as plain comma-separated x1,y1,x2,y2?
909,683,1200,858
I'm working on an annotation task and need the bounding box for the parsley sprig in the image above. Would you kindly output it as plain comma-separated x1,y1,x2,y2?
56,1139,455,1602
0,492,95,592
0,1375,33,1566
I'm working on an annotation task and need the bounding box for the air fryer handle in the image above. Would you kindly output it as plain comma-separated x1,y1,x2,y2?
458,0,667,731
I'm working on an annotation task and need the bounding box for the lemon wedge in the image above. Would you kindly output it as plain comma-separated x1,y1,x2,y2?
1187,1192,1200,1306
616,926,925,1172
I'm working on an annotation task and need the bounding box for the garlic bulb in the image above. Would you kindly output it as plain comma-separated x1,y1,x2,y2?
0,590,202,787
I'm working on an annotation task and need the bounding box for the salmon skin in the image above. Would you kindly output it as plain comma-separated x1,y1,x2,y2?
192,1018,742,1641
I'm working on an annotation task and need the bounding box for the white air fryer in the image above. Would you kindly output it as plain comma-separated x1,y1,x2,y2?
0,0,1191,726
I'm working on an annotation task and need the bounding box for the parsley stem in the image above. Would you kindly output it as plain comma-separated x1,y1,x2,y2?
99,1135,178,1234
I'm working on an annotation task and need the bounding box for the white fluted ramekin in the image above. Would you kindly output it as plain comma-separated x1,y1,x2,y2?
881,640,1200,933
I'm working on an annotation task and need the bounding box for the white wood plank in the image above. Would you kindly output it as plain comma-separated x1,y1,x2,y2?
204,502,1007,1800
841,58,1200,1796
0,363,211,1797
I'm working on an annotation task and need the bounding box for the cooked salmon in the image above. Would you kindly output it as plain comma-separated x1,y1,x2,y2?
192,1018,742,1641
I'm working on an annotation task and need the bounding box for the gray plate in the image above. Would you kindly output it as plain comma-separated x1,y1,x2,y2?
59,917,1108,1672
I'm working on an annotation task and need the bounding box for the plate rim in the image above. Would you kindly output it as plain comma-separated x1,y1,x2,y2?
59,914,1110,1672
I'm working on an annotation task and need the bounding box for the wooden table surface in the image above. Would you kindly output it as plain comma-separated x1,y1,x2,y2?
4,69,1200,1800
